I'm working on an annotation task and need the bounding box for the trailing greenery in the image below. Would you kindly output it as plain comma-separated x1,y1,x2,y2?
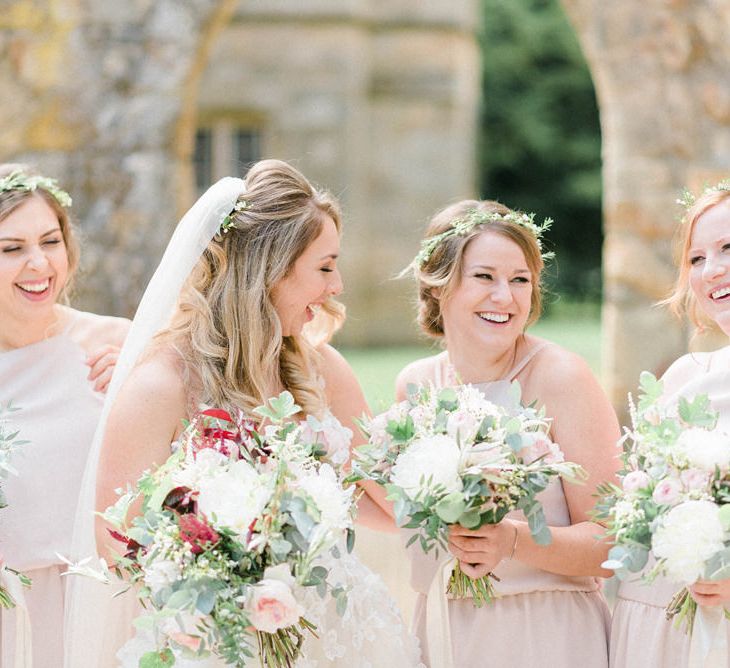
478,0,603,299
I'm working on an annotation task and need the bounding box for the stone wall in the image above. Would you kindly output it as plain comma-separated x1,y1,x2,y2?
0,0,237,316
561,0,730,413
196,1,479,344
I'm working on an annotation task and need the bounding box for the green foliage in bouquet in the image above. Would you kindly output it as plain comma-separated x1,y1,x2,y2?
350,382,585,606
100,392,355,668
596,372,730,633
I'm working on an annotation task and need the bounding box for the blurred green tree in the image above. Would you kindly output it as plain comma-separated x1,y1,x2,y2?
479,0,602,300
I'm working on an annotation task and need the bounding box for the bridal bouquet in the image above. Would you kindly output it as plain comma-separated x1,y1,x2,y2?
102,392,355,668
0,402,31,608
596,372,730,633
349,382,585,605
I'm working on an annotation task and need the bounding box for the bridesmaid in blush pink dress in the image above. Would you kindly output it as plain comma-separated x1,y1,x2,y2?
0,165,128,667
611,183,730,668
392,199,620,668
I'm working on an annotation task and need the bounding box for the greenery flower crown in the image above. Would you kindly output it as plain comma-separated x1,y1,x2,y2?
0,170,72,208
676,179,730,212
413,208,554,269
219,198,248,234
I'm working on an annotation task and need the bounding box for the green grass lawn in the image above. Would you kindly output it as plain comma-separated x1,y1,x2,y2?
340,301,601,412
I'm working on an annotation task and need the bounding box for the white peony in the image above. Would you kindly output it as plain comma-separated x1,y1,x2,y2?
197,459,273,537
652,499,725,584
679,428,730,472
391,434,463,500
172,448,227,489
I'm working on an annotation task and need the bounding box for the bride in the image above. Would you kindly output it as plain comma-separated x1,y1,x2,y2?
64,160,422,667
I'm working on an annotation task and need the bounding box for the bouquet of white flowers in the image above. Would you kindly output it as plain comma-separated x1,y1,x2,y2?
101,392,356,668
0,401,31,608
597,371,730,633
349,382,585,605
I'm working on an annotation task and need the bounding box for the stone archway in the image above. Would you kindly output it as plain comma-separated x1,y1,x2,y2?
562,0,730,411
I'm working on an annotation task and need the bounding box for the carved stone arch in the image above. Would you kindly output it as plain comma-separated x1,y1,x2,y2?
562,0,730,412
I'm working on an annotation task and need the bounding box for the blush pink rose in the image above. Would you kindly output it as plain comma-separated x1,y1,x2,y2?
680,468,709,491
652,477,681,506
168,633,202,652
523,437,564,465
622,470,651,493
247,572,304,633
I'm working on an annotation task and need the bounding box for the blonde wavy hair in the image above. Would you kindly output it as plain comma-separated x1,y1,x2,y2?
157,159,345,418
664,188,730,332
412,199,545,339
0,163,79,302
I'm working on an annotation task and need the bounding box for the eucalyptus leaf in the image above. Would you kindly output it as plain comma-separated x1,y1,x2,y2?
457,509,481,529
434,492,466,524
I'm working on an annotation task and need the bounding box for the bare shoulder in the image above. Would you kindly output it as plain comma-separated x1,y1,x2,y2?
317,344,358,388
522,340,596,398
64,307,131,351
395,353,443,400
110,347,187,439
316,343,368,426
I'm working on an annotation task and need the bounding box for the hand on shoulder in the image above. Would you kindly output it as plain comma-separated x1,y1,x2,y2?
61,306,131,393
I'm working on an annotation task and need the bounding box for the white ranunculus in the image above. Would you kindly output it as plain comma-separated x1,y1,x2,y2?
197,459,272,537
679,428,730,472
172,448,227,489
142,558,181,594
297,464,353,537
652,499,725,584
391,434,463,500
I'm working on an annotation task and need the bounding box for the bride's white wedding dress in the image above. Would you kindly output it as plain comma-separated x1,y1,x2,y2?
117,538,423,667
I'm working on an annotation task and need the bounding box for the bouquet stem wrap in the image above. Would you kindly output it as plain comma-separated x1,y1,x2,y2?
426,555,456,668
689,606,727,668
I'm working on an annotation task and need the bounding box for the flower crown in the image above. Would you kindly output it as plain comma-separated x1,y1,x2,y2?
413,208,553,269
0,170,72,208
219,199,248,234
676,179,730,212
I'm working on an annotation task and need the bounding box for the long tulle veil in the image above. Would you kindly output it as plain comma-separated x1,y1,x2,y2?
64,178,245,667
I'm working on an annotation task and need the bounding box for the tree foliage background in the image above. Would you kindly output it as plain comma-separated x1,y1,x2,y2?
478,0,602,301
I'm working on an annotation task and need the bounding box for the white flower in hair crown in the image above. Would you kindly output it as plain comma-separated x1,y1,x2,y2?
220,198,248,234
413,208,553,268
0,170,72,208
676,178,730,211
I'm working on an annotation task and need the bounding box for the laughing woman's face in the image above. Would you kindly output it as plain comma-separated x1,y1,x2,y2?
0,195,69,325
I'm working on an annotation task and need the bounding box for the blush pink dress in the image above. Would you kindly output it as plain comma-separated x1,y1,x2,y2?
610,351,730,668
0,325,103,667
406,347,611,668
